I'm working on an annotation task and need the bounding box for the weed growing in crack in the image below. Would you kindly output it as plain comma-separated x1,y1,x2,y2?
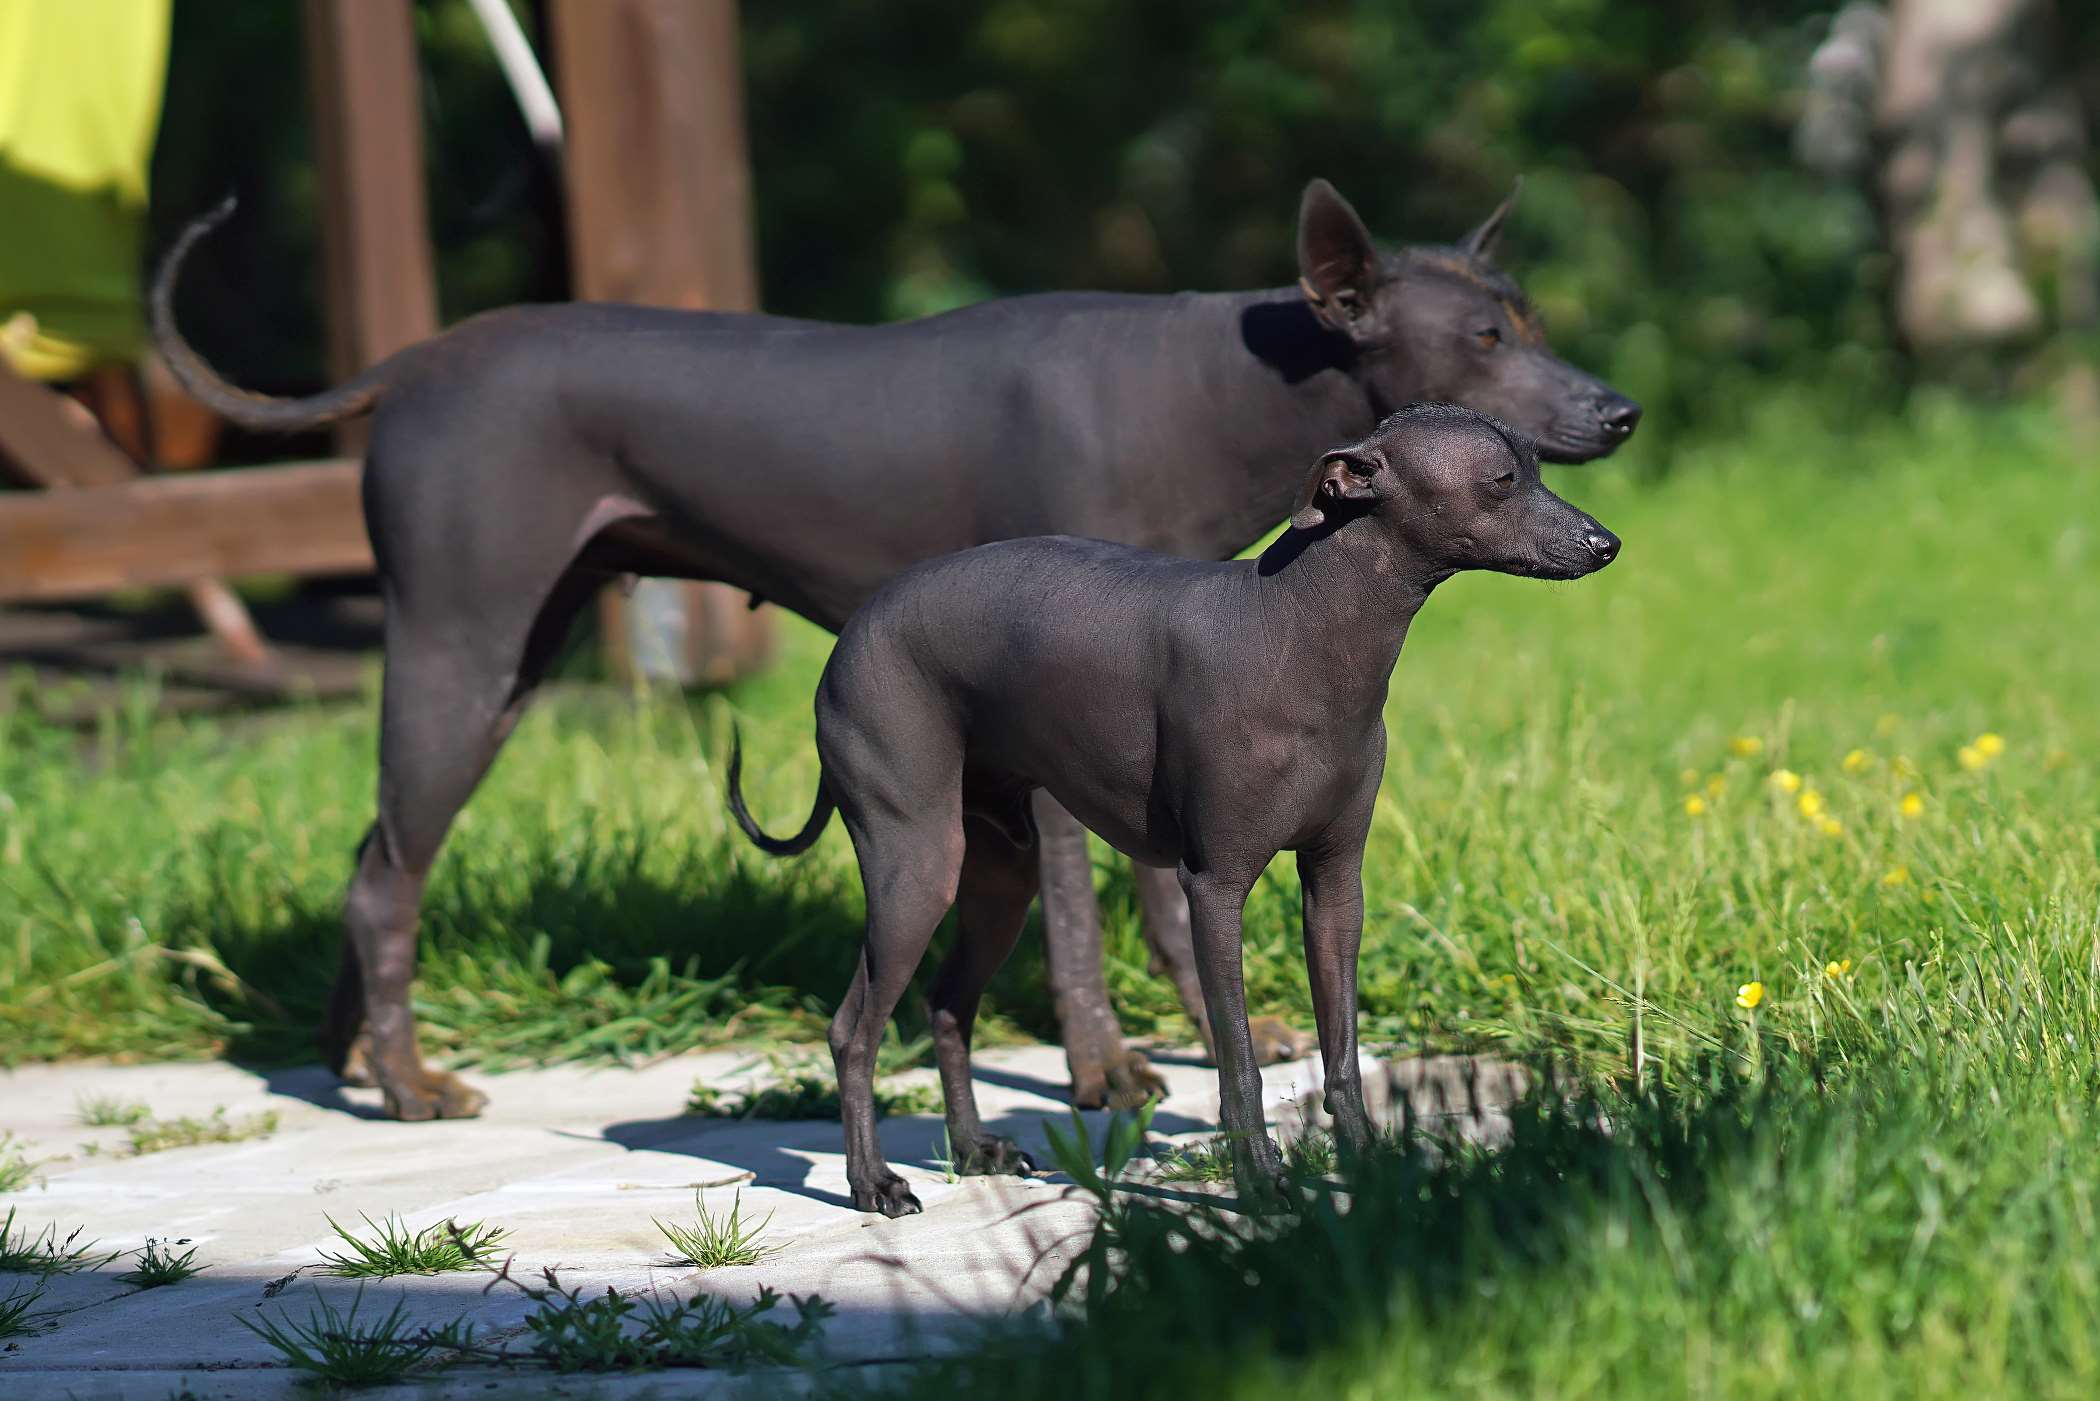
76,1095,150,1127
505,1264,833,1372
0,1207,114,1275
116,1238,204,1288
125,1108,278,1156
1152,1131,1339,1184
685,1071,939,1120
316,1214,508,1279
0,1280,47,1339
653,1190,778,1269
0,1135,34,1192
238,1287,474,1386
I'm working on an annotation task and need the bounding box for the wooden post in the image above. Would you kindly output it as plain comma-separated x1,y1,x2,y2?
301,0,441,454
550,0,773,687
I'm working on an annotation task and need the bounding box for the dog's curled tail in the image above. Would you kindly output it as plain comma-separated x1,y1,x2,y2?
151,198,394,433
726,726,836,857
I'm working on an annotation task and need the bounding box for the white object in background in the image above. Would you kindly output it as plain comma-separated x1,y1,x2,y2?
464,0,564,153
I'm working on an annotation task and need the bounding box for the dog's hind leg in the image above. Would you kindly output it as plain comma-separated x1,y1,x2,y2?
829,791,965,1217
329,566,601,1120
1135,865,1313,1069
1034,794,1167,1110
927,812,1039,1177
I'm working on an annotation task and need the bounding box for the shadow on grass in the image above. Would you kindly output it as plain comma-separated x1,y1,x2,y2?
156,837,874,1071
880,1059,1803,1401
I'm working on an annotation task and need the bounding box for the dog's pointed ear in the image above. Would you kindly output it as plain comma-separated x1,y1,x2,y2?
1297,179,1382,335
1289,446,1383,531
1461,177,1522,260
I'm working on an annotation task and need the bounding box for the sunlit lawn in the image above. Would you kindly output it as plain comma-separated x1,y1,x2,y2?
4,391,2097,1393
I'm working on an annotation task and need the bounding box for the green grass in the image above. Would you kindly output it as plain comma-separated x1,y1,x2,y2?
314,1213,508,1279
0,1134,32,1192
75,1095,151,1127
653,1188,779,1268
121,1107,279,1155
1151,1131,1338,1184
685,1071,943,1121
3,393,2099,1390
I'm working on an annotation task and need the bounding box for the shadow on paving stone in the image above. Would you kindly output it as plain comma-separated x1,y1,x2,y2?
2,1181,1085,1401
252,1065,396,1121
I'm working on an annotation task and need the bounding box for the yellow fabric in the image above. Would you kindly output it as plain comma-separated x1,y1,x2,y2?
0,0,172,380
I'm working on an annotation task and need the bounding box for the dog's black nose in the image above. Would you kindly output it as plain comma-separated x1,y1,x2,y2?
1600,399,1642,439
1584,529,1620,563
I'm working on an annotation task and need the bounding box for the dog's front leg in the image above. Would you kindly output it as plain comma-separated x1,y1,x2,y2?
1297,844,1373,1156
1179,865,1287,1197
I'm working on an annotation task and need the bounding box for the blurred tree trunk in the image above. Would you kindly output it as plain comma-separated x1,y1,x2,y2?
1806,1,2098,392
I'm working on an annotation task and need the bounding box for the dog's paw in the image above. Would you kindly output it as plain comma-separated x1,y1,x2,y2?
334,1034,379,1088
1234,1136,1294,1211
1105,1051,1168,1110
381,1068,489,1122
957,1135,1035,1177
854,1174,924,1218
1248,1016,1317,1066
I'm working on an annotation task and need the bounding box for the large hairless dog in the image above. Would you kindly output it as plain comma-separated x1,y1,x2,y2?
729,404,1621,1214
151,180,1637,1122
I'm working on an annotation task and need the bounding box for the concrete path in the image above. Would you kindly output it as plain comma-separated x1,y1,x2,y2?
0,1045,1522,1399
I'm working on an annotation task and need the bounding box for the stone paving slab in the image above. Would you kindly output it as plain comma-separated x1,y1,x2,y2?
0,1045,1521,1399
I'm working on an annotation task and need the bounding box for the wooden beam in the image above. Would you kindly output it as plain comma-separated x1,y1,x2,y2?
550,0,772,686
0,461,369,603
1,360,273,664
0,360,150,488
302,0,439,453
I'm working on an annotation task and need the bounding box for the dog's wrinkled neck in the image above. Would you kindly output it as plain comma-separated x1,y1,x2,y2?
1254,510,1435,693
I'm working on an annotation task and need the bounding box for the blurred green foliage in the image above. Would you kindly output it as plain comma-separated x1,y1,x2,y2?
145,1,2098,456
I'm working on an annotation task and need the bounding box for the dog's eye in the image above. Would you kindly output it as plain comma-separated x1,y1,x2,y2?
1475,326,1502,347
1491,470,1516,488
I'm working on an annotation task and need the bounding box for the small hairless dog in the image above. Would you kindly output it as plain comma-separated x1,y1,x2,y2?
728,403,1621,1214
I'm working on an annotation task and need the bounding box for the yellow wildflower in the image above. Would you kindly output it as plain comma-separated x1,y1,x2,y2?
1882,865,1910,886
1684,795,1709,818
1770,769,1803,795
1797,789,1826,819
1730,736,1765,759
1705,773,1729,799
1899,791,1925,818
1842,748,1873,774
1736,981,1765,1010
1957,745,1986,771
1974,732,2005,759
1819,816,1843,837
1680,767,1701,788
1824,959,1852,979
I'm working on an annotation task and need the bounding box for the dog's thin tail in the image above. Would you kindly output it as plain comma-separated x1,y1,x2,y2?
726,725,836,857
151,198,395,433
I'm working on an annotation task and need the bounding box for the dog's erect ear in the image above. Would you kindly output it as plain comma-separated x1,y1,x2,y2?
1461,177,1522,261
1297,179,1382,334
1289,447,1383,531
